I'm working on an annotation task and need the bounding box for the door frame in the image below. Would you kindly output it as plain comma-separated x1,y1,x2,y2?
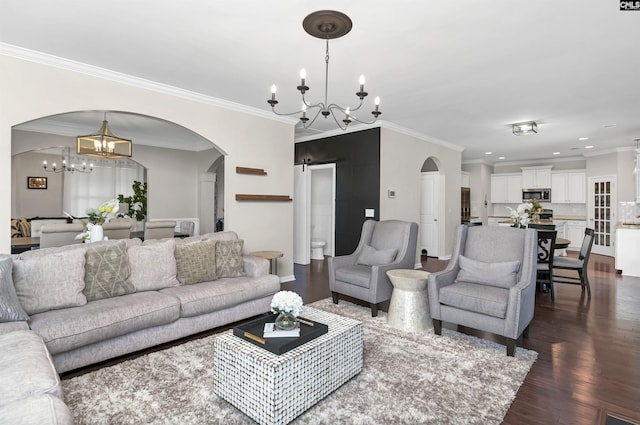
587,175,616,257
420,171,441,258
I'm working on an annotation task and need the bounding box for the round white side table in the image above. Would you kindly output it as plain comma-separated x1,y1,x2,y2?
386,269,432,332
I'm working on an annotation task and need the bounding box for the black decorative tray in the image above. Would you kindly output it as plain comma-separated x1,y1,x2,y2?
233,313,328,355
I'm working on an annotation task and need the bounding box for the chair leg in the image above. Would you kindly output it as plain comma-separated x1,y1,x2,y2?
522,324,531,339
579,269,592,298
331,291,339,304
549,277,555,302
433,319,442,335
506,338,517,356
371,303,379,317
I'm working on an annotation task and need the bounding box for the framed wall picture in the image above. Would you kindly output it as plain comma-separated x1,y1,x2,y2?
27,176,47,189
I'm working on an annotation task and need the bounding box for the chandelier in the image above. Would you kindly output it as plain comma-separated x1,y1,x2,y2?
267,10,382,130
43,147,93,174
76,113,133,159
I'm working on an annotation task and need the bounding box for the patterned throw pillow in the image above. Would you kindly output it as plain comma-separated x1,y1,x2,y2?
17,218,31,237
216,239,245,278
10,219,22,238
174,239,217,285
0,255,29,322
13,249,87,315
84,240,134,301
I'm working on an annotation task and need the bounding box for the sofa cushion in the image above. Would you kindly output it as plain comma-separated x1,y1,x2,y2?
17,218,31,238
0,330,63,407
175,239,217,285
160,275,279,318
439,281,510,319
28,292,181,355
215,239,245,278
335,265,372,289
455,255,521,289
357,244,397,266
0,255,29,322
84,240,134,301
13,249,87,315
0,394,73,425
128,239,180,291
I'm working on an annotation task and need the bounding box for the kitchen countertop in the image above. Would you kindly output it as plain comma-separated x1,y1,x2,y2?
617,222,640,229
489,215,586,221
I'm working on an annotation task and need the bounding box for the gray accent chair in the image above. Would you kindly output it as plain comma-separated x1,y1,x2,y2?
329,219,419,317
428,225,537,356
39,223,85,248
143,220,176,240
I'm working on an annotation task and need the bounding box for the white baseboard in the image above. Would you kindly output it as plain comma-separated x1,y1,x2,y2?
279,274,295,283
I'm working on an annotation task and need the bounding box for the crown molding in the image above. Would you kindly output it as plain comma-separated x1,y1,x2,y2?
492,155,586,167
380,121,464,152
0,42,293,125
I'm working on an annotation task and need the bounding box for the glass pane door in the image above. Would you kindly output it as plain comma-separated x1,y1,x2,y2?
589,176,616,256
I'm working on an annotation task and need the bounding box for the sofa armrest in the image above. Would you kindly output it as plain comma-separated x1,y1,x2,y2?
243,255,269,277
0,321,29,335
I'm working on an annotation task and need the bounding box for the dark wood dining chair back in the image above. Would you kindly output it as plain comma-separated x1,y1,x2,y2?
535,230,557,301
552,228,595,298
528,223,556,230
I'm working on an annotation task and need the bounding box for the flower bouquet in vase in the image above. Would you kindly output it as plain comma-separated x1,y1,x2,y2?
270,291,303,331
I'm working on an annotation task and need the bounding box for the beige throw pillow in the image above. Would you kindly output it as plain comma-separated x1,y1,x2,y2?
175,239,217,285
216,239,245,278
84,240,134,301
13,249,87,314
128,239,180,291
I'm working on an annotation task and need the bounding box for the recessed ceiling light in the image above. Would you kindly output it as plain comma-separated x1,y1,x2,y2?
578,137,589,141
498,156,505,160
485,151,492,155
604,124,617,129
585,145,594,149
553,152,560,155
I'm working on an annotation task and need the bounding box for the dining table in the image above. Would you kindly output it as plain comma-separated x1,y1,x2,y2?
555,237,570,250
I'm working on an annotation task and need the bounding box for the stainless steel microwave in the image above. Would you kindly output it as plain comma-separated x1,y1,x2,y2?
522,189,551,202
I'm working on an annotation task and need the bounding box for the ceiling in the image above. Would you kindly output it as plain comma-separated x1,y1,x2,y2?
2,1,640,163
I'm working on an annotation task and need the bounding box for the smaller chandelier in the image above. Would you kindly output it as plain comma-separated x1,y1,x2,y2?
513,121,538,136
77,113,132,159
268,10,382,130
43,147,93,174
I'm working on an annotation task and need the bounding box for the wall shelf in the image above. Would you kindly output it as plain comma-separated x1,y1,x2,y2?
236,167,267,175
236,194,292,202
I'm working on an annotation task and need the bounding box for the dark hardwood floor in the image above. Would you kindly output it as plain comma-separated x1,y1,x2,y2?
63,251,640,424
283,253,640,425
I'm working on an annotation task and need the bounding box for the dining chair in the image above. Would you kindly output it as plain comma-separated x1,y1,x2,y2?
143,220,177,240
102,221,132,240
552,228,595,298
179,221,195,236
39,223,85,248
528,223,556,230
534,230,557,301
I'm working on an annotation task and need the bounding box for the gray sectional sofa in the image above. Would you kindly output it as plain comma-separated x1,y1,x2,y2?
0,231,281,425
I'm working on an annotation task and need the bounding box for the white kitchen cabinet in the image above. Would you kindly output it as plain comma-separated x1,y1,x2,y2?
521,166,552,189
616,227,640,277
488,217,503,227
490,174,522,203
551,171,586,203
565,221,586,249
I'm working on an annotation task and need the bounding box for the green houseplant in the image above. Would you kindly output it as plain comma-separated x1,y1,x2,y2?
117,180,148,222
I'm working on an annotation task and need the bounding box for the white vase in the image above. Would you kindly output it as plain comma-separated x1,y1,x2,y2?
89,224,104,243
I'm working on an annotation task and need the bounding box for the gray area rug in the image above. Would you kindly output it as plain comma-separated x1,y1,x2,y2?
62,298,537,424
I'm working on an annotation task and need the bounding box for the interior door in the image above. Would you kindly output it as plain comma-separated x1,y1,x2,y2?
293,165,310,264
588,176,616,256
420,172,440,257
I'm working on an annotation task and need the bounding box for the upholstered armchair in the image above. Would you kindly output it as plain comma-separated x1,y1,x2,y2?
428,225,537,356
329,219,418,316
102,221,133,240
143,220,177,240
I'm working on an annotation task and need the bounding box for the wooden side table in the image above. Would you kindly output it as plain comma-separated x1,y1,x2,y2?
250,250,283,275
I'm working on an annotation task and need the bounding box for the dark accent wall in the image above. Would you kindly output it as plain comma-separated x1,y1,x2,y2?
295,128,380,256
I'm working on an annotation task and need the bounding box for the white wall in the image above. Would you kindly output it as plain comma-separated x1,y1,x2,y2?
0,54,296,279
379,125,463,262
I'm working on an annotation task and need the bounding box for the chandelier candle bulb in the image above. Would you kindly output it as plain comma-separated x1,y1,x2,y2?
359,75,365,92
300,68,306,85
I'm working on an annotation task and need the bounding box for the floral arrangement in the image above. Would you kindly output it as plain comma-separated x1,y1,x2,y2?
76,199,119,241
87,199,120,225
270,291,304,317
507,200,542,228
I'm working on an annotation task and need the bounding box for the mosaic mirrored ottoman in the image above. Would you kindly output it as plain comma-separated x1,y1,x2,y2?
213,307,363,425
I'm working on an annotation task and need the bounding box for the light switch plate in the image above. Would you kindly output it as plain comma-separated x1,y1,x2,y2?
365,208,375,218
